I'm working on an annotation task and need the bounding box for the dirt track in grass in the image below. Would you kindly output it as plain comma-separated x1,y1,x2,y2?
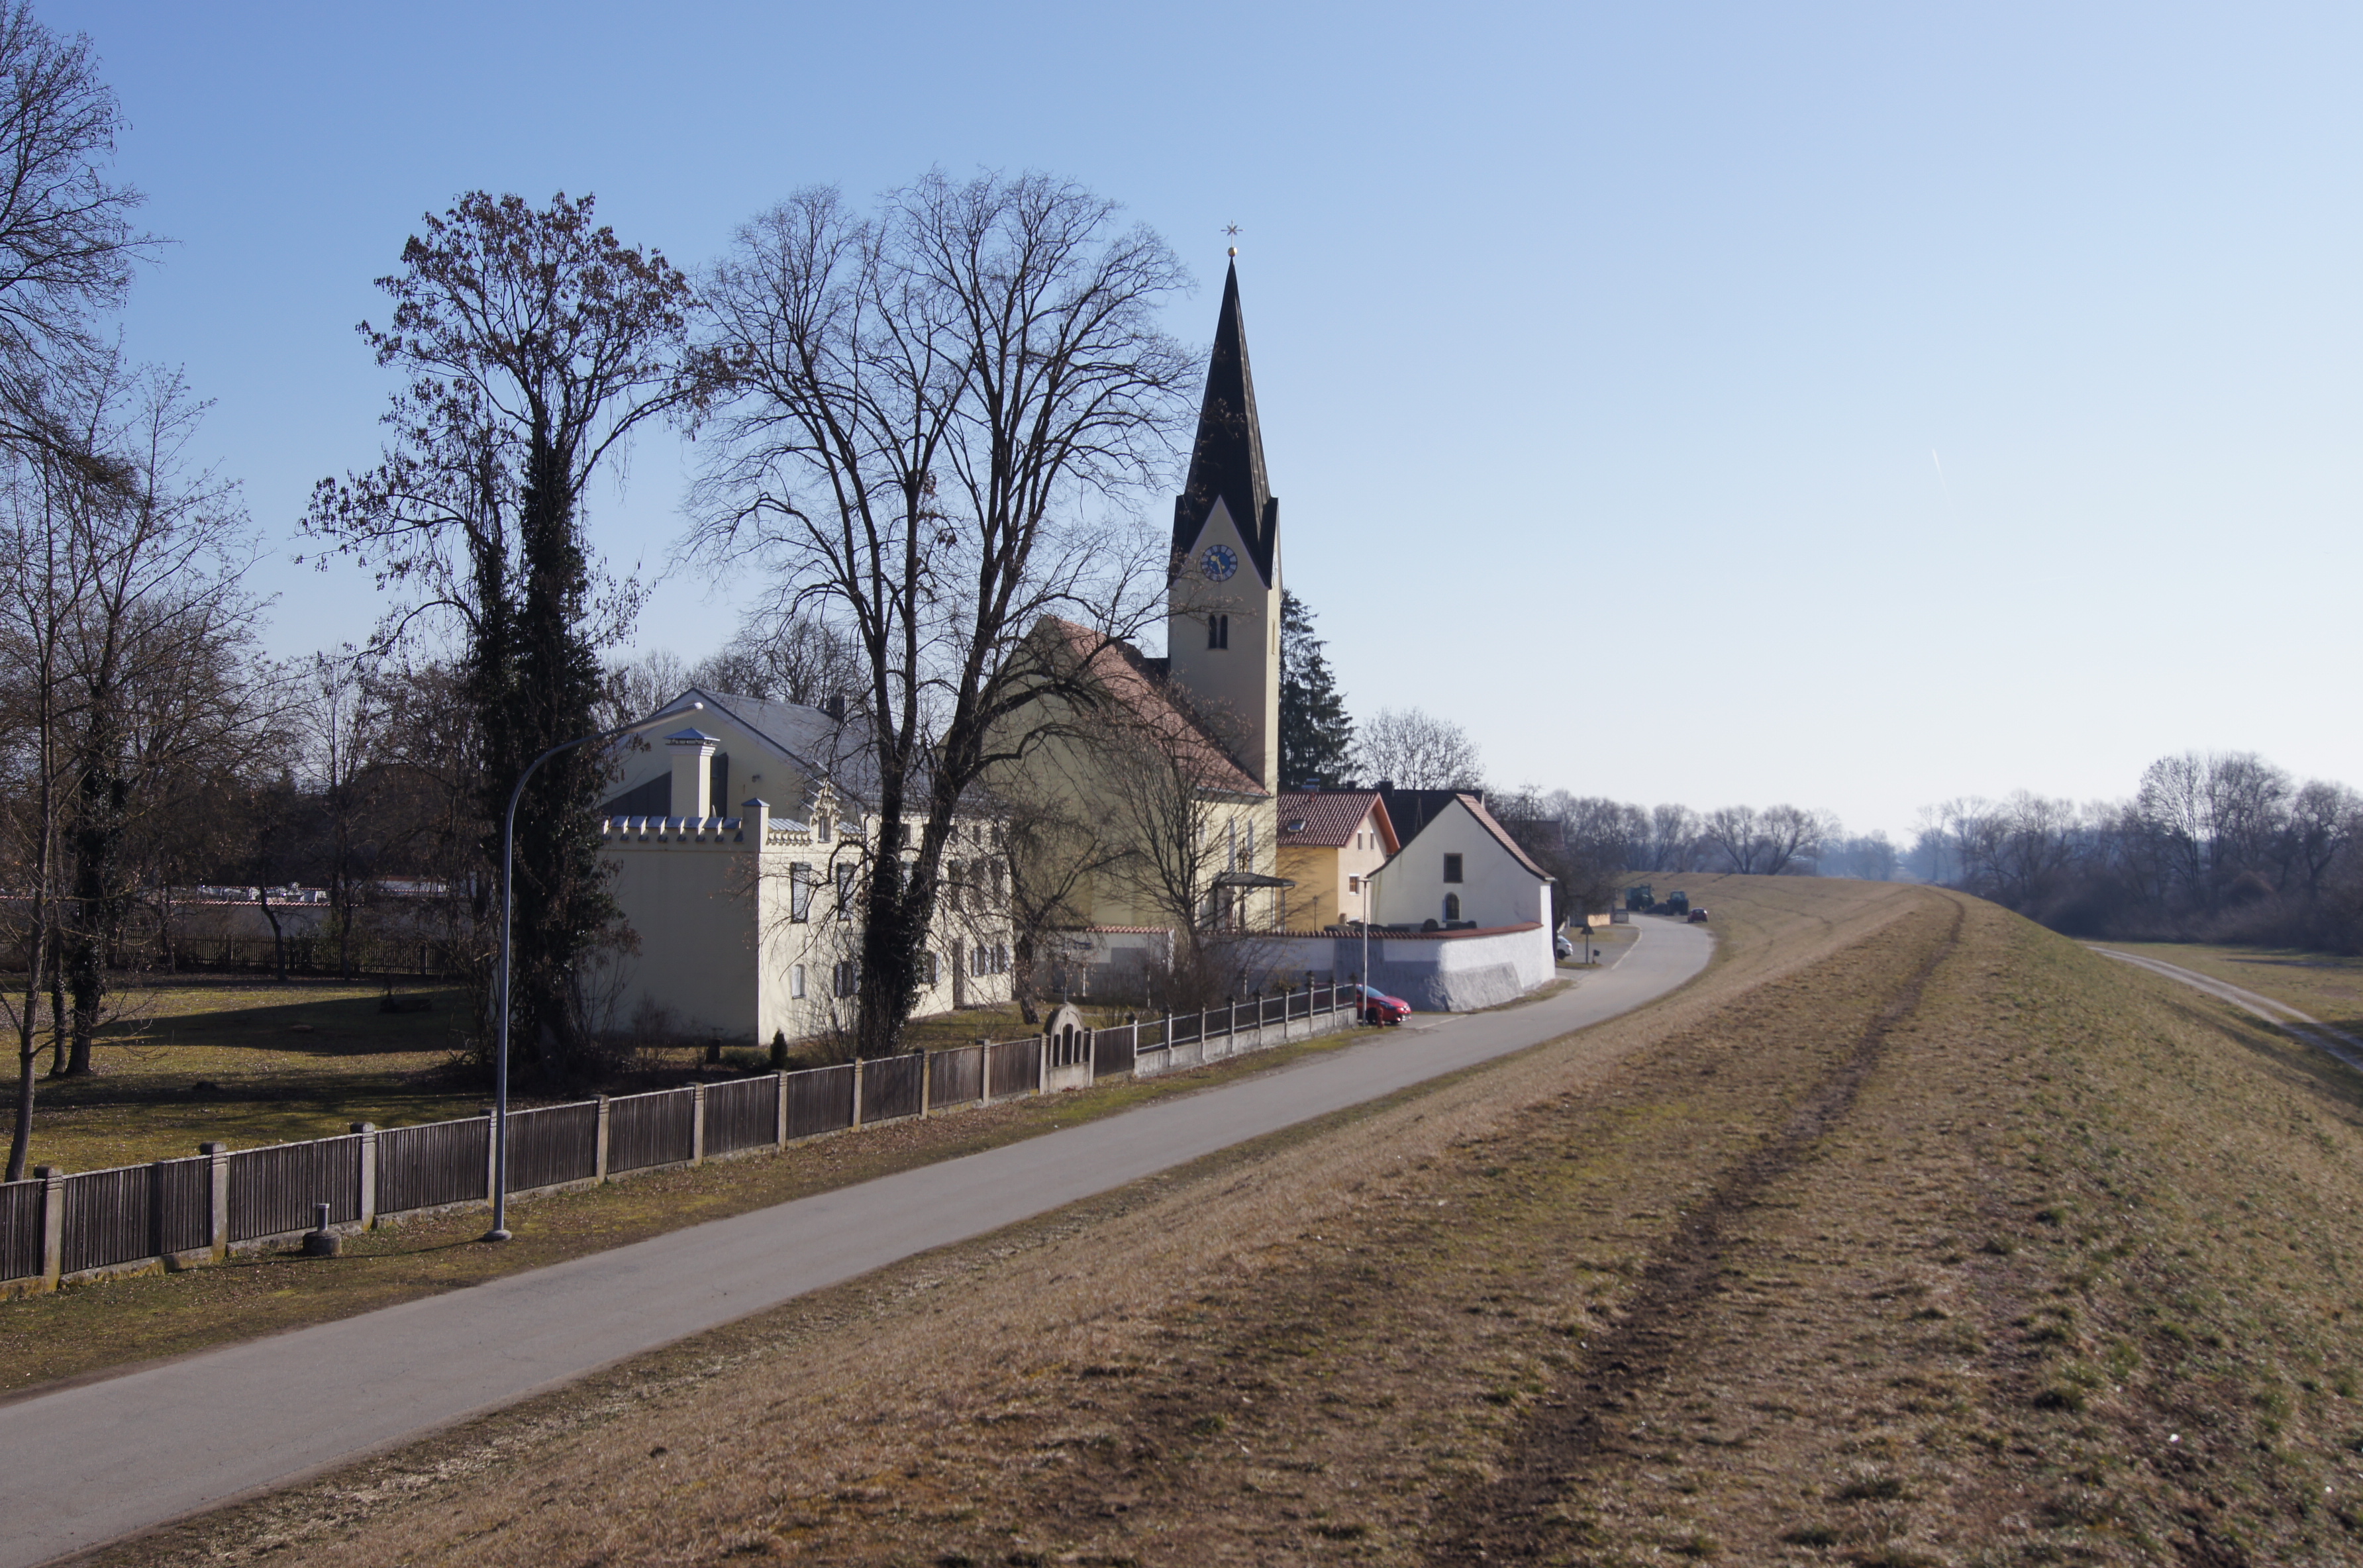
91,877,2363,1567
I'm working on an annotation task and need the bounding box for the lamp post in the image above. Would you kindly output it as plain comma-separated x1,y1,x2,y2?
484,701,702,1242
1358,863,1383,1025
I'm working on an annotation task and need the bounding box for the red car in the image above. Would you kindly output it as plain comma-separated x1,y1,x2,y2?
1354,984,1412,1025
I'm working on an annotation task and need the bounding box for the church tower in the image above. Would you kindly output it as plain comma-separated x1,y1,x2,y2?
1167,256,1282,793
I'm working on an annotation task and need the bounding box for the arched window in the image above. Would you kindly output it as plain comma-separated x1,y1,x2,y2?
1443,893,1462,922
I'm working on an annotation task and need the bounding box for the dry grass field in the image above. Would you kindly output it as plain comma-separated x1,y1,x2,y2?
2102,940,2363,1038
86,877,2363,1567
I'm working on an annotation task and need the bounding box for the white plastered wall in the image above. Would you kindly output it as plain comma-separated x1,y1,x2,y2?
1374,799,1553,932
605,816,1014,1051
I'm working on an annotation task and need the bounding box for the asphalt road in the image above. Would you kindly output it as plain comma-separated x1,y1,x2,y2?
0,920,1712,1568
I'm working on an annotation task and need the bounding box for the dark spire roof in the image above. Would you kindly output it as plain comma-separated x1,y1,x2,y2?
1172,259,1278,585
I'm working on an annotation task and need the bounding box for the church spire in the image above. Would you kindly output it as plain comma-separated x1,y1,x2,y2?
1173,257,1278,585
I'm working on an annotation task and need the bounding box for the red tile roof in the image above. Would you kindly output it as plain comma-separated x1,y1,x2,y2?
1034,618,1265,797
1278,790,1399,852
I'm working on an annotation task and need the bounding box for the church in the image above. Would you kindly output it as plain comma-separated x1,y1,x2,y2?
587,258,1542,1040
982,254,1295,999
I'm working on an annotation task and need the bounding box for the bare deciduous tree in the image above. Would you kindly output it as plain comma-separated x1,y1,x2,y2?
1352,706,1483,791
306,192,691,1078
1701,803,1831,876
685,170,1195,1056
0,3,156,461
688,612,864,710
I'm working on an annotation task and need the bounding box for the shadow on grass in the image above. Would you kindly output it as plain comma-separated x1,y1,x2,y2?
103,988,470,1054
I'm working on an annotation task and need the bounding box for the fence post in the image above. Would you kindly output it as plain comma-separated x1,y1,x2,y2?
36,1165,62,1291
483,1107,499,1210
919,1050,932,1118
352,1123,378,1229
149,1159,169,1263
203,1142,228,1260
593,1097,613,1181
691,1083,707,1165
1036,1034,1048,1094
775,1071,790,1148
850,1058,864,1129
1083,1030,1096,1089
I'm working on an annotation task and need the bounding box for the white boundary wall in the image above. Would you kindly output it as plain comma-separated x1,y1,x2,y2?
1251,923,1554,1012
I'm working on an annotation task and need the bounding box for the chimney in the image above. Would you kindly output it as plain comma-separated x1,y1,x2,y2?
666,728,718,820
825,693,846,723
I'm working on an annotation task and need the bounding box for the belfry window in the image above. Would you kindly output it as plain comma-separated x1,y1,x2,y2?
1207,614,1229,649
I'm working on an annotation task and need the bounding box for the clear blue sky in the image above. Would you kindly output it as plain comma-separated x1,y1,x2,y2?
55,1,2363,840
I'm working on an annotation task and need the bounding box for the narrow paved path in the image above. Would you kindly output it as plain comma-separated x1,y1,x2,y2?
2091,947,2363,1072
1,922,1712,1568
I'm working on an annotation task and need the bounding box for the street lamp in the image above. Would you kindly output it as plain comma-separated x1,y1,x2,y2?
484,701,702,1242
1357,863,1383,1025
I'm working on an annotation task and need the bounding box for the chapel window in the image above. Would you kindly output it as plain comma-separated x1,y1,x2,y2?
1443,853,1464,883
1444,893,1462,922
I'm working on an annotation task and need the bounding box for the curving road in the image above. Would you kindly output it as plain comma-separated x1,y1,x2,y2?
0,920,1712,1568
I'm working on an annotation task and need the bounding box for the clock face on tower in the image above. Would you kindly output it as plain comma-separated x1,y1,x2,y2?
1200,544,1238,582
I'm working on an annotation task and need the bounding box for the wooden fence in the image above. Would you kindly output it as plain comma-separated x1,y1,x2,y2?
0,982,1355,1295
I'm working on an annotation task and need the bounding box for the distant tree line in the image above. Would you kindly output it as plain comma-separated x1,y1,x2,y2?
1907,752,2363,950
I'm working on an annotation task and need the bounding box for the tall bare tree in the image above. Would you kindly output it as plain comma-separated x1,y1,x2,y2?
0,3,156,462
52,364,262,1075
1352,706,1483,791
306,192,691,1077
685,170,1194,1056
0,432,89,1175
688,611,863,710
1701,803,1830,876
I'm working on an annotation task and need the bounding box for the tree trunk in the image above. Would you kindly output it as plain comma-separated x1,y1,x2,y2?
44,936,65,1078
6,918,45,1181
489,425,613,1079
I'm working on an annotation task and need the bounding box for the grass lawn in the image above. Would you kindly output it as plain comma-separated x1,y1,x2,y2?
9,977,485,1173
2099,938,2363,1034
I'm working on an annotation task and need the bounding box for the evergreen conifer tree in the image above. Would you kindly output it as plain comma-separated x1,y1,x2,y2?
1279,590,1356,789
